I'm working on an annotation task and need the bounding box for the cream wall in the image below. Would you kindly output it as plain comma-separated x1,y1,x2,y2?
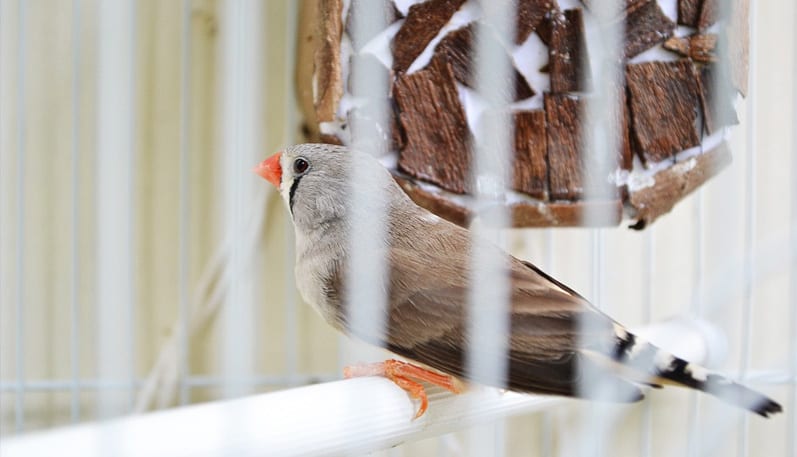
0,1,795,456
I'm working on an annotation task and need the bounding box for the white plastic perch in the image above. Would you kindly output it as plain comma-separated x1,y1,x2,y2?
0,319,721,457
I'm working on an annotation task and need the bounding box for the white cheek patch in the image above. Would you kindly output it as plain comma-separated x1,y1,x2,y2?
280,155,296,207
281,176,294,199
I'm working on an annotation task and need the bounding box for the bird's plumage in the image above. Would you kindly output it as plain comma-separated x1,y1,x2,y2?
259,143,782,418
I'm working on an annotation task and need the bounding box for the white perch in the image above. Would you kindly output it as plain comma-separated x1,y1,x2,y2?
0,319,720,457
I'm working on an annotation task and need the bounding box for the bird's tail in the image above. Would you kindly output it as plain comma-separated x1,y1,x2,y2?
610,328,783,418
653,355,782,418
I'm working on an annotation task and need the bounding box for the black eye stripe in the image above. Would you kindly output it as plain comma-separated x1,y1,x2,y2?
288,175,302,215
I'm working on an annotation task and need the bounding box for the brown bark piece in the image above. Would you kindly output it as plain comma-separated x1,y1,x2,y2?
549,9,591,93
626,60,702,164
297,0,321,140
433,24,535,101
545,94,585,200
516,0,558,45
616,90,633,170
663,34,718,63
394,57,472,194
629,142,731,229
536,14,556,46
697,64,739,134
624,1,676,59
513,110,548,199
394,176,471,226
319,133,344,145
510,200,622,227
391,0,467,72
346,0,401,51
678,0,702,26
314,0,344,123
698,0,719,29
395,174,622,227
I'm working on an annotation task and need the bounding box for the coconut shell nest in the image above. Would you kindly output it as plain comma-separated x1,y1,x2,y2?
296,0,748,229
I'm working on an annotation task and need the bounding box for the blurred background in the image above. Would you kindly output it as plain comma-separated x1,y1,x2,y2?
0,0,795,456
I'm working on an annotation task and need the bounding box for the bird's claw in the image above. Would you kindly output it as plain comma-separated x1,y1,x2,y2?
343,359,462,419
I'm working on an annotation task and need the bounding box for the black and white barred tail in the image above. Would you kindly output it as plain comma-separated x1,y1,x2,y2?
609,325,783,418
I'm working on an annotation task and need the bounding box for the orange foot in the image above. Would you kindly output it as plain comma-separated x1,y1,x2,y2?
344,359,462,419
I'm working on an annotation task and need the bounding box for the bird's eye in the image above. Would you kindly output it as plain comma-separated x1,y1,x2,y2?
293,157,309,175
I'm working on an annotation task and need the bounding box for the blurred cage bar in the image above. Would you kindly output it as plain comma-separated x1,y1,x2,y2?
0,0,796,456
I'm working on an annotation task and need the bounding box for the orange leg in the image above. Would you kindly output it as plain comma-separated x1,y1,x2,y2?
343,359,462,419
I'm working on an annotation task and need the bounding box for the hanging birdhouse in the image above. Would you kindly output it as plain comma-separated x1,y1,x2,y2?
296,0,749,229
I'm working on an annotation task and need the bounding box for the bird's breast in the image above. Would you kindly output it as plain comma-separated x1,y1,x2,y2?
294,233,347,331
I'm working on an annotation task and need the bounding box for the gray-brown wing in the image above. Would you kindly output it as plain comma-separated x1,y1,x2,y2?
383,246,642,400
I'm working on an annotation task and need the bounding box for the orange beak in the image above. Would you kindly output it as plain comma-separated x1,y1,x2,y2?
254,152,282,188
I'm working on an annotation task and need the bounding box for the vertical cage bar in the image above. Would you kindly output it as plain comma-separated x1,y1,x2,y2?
282,0,300,385
96,0,135,419
590,230,605,311
578,2,623,456
127,0,138,412
686,189,705,457
344,0,391,385
539,229,554,457
789,2,797,454
220,0,262,400
640,229,655,457
738,1,758,454
70,0,82,423
177,0,193,406
467,0,513,389
14,0,27,433
467,3,515,455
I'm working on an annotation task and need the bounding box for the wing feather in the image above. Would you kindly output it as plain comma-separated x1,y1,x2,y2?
382,236,640,400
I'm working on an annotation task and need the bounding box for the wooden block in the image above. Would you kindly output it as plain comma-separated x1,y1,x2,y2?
346,0,401,51
617,89,633,170
698,0,719,29
433,24,535,101
510,200,622,227
624,1,676,59
545,93,584,200
626,60,702,163
315,0,344,123
394,57,472,194
536,13,556,46
663,34,718,63
513,110,548,199
394,174,623,228
629,142,731,229
549,9,591,93
319,133,344,145
394,176,471,226
516,0,558,44
678,0,702,26
391,0,466,72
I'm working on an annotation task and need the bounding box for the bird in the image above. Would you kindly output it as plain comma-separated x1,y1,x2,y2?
254,143,782,419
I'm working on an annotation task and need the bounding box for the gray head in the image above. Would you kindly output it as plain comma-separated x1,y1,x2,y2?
255,143,406,232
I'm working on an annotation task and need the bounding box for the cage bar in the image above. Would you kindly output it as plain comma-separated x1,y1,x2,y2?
14,0,28,434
